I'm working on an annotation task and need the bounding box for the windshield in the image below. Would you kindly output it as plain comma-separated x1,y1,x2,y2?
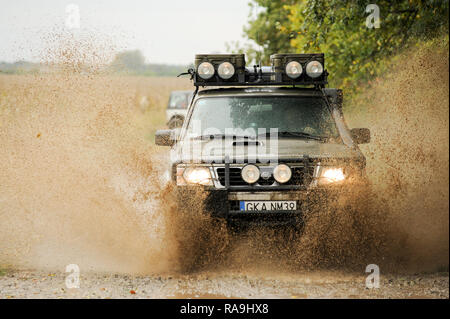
168,92,192,109
186,96,340,140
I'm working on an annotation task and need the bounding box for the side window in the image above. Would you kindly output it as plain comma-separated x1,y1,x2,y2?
169,93,189,109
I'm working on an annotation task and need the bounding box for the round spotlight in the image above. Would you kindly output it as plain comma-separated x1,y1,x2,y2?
273,164,292,184
306,61,323,78
217,62,235,79
197,62,215,79
285,61,303,79
241,164,260,184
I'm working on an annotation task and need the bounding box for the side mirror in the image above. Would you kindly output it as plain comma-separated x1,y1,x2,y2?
155,129,177,146
350,128,371,144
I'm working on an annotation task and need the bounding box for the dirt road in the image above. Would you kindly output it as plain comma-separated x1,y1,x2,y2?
0,40,448,300
0,269,448,299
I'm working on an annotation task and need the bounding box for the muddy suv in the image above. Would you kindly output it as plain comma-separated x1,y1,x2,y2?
166,90,193,129
155,53,370,228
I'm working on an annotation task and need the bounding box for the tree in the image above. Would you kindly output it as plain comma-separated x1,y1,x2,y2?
235,0,449,89
242,0,298,64
110,50,146,74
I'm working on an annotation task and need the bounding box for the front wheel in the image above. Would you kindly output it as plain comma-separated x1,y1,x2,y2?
171,190,231,273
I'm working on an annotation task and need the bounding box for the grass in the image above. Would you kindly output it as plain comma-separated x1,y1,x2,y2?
0,74,192,144
117,75,192,142
0,267,7,276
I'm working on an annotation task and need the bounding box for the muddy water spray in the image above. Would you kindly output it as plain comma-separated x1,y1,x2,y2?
0,35,448,275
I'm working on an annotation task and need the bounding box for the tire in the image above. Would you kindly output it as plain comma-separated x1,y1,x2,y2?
174,216,231,273
173,189,231,273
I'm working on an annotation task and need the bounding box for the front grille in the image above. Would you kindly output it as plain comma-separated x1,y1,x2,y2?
216,165,315,187
216,167,247,186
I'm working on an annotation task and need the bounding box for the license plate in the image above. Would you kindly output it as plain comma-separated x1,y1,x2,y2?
239,201,297,211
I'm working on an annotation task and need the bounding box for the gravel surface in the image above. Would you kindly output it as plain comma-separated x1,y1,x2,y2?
0,269,448,299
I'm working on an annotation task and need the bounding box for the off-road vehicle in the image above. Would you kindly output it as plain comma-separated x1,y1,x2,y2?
166,90,193,129
156,53,370,229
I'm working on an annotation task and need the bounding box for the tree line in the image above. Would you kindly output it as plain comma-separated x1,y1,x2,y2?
228,0,449,90
0,50,188,77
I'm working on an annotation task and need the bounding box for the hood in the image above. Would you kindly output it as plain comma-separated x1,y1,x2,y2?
177,137,363,163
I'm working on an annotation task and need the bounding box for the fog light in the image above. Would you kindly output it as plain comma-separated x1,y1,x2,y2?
273,164,292,183
241,165,260,184
197,62,215,79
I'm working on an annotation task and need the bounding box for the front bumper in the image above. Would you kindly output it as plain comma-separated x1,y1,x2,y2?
176,187,349,226
174,160,367,226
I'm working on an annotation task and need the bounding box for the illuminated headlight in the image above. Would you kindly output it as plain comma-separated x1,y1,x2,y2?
179,166,212,185
273,164,292,183
285,61,303,79
318,167,346,185
306,61,323,78
197,62,215,79
217,62,235,79
241,164,260,184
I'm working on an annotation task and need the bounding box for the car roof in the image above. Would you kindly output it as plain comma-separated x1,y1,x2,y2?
171,90,194,94
196,87,325,97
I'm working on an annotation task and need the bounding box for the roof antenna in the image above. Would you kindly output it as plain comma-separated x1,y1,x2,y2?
253,4,264,69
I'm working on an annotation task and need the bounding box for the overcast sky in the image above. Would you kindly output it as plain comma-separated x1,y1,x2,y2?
0,0,252,65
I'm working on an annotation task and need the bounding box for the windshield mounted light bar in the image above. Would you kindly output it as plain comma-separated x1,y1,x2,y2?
192,53,327,87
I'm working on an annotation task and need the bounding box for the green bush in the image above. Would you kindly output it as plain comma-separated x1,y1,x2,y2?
231,0,449,94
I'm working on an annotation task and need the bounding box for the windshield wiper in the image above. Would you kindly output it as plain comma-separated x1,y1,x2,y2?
258,131,327,141
192,132,328,141
192,134,255,140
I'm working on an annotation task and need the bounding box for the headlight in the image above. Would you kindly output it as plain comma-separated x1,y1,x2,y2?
197,62,215,79
241,164,260,184
306,61,323,78
273,164,292,183
181,166,212,185
285,61,303,79
217,62,235,79
318,167,346,184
